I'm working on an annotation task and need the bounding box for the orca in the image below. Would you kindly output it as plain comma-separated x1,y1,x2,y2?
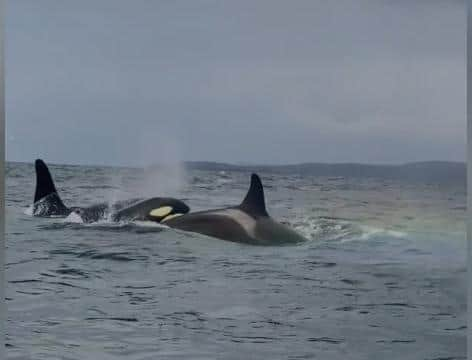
163,173,307,245
31,159,190,223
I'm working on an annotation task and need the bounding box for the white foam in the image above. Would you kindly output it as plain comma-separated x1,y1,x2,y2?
289,214,408,243
64,212,84,224
24,204,34,216
350,225,407,242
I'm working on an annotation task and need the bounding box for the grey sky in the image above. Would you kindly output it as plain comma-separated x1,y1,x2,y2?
6,0,466,166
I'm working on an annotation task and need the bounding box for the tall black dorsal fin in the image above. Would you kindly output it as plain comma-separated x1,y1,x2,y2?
34,159,60,202
239,173,269,217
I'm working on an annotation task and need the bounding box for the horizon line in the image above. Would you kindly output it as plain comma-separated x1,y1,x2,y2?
5,158,466,169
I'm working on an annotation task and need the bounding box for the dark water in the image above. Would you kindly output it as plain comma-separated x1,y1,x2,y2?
6,162,466,359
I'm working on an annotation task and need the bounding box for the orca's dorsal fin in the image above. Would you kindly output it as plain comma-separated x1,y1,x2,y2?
239,173,269,217
34,159,60,203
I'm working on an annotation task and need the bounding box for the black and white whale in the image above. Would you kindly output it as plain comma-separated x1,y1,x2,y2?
31,159,190,223
162,173,307,245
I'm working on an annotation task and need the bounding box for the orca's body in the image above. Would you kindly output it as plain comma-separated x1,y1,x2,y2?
32,159,190,223
32,159,306,245
164,174,307,245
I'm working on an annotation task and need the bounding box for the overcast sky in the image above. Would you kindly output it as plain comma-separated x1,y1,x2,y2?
6,0,466,166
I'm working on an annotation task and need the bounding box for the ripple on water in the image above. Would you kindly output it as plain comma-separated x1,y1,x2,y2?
48,248,149,262
6,164,466,359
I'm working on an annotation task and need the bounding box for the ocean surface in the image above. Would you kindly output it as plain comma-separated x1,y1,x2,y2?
6,161,467,360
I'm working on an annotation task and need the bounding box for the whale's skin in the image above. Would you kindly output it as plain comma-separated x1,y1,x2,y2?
164,174,307,245
31,159,190,223
31,159,307,244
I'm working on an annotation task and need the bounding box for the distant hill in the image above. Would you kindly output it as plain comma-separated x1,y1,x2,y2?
184,161,466,185
7,159,466,185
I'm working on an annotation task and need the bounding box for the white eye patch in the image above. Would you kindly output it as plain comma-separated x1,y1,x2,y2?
149,206,173,218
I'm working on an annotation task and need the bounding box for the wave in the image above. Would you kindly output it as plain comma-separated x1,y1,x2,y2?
23,205,33,216
35,218,169,235
26,201,407,243
356,225,406,241
290,216,407,242
64,212,84,223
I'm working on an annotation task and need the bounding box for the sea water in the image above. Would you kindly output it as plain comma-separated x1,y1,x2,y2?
6,162,466,359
